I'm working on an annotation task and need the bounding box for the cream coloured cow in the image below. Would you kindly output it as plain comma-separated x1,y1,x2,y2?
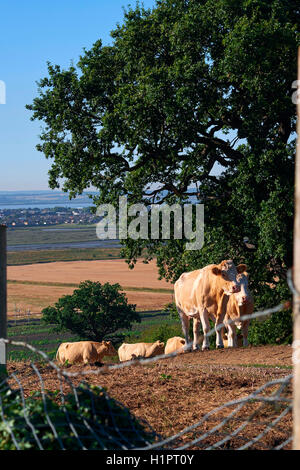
174,260,246,351
164,337,186,355
222,332,243,348
56,340,117,365
222,270,254,348
118,341,165,362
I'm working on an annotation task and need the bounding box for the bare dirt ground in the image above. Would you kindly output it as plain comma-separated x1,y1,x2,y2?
7,345,293,450
7,259,173,314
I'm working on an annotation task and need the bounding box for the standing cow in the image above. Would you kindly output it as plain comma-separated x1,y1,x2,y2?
222,270,254,348
174,260,246,351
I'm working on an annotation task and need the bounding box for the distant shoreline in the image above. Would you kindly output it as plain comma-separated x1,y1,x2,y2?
0,203,93,209
0,189,97,209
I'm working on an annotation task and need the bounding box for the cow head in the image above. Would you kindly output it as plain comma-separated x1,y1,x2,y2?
212,260,244,295
154,341,165,355
103,341,117,356
234,269,252,306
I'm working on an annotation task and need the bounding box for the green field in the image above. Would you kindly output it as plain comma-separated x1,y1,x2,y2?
6,224,122,265
6,311,180,362
7,247,122,265
7,225,99,246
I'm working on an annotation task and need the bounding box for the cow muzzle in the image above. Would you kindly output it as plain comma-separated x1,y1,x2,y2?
232,285,241,294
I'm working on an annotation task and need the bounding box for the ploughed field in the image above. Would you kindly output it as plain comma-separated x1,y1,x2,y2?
7,259,173,314
7,345,293,450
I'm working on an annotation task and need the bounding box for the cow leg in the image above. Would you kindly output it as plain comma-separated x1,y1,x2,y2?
192,317,201,351
227,322,237,348
242,320,249,347
200,309,211,350
178,309,192,351
215,295,230,349
215,312,226,349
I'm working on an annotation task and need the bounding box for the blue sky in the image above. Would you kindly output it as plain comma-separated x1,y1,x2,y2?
0,0,156,191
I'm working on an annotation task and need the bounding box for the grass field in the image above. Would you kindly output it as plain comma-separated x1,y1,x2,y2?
7,224,121,266
7,225,100,245
7,247,121,265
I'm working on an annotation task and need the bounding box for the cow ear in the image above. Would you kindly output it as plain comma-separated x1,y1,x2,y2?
237,264,247,273
212,267,222,276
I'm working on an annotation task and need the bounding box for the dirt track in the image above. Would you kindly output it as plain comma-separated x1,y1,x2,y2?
7,345,293,449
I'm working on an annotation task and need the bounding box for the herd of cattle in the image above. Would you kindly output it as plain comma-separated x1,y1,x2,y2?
56,260,254,365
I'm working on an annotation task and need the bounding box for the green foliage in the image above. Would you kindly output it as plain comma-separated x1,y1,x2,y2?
159,374,172,381
248,309,293,346
0,384,157,450
162,301,179,320
127,322,183,344
42,280,140,342
27,0,299,324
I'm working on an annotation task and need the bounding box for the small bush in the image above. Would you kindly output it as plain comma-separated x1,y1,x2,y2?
0,383,158,450
42,280,140,342
162,302,179,320
248,309,293,346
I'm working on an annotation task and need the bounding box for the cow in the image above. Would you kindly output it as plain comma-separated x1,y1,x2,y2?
56,340,117,365
174,260,246,351
118,341,165,362
222,331,243,348
164,337,186,355
222,270,254,348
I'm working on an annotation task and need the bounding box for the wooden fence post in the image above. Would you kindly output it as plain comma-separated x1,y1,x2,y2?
293,46,300,450
0,225,7,379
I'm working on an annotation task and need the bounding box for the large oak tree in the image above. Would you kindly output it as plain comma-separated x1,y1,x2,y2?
27,0,300,307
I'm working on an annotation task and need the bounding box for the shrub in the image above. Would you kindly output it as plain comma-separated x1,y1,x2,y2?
248,309,293,346
163,302,179,320
42,280,140,342
0,383,157,450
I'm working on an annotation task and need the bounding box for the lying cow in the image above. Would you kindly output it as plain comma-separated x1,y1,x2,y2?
174,260,245,351
222,270,254,348
164,337,186,355
118,341,165,362
56,340,117,365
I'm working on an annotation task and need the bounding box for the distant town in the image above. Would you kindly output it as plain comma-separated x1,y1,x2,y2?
0,207,99,227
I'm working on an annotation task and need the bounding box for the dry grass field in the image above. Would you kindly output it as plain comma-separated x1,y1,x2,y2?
7,259,173,315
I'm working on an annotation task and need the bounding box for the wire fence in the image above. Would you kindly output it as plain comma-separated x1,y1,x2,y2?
0,293,294,451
